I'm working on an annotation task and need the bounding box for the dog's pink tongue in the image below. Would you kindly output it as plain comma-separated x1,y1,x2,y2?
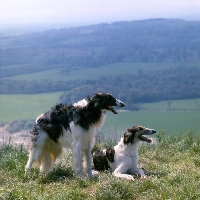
108,106,118,114
143,136,152,143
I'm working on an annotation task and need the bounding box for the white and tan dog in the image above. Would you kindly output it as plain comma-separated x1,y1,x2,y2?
93,126,156,180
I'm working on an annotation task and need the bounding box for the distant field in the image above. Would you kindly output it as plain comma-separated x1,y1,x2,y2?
102,111,200,138
140,98,200,111
3,62,199,81
102,98,200,137
0,93,200,137
0,92,64,124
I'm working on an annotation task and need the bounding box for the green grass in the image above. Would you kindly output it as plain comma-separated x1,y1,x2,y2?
3,62,200,81
0,92,64,124
0,132,200,199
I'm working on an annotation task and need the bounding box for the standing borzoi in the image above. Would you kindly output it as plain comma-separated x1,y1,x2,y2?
25,93,124,178
93,126,156,180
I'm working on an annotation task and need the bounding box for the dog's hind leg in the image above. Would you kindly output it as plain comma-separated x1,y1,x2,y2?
113,165,135,180
25,146,43,173
83,147,93,178
40,142,62,174
39,151,53,174
113,172,135,180
127,167,146,178
25,131,48,173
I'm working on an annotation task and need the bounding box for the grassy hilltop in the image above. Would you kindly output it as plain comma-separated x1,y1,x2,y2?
0,132,200,199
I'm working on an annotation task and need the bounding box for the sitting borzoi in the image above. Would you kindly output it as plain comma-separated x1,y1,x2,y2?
93,126,156,180
25,93,124,178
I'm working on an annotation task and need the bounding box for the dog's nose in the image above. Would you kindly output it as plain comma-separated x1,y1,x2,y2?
152,130,156,133
120,102,125,107
116,100,125,107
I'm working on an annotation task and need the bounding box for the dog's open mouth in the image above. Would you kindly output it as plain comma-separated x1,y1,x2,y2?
107,106,118,114
139,135,152,143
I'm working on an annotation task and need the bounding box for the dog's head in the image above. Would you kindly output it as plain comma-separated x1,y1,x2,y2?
91,93,125,114
123,126,156,144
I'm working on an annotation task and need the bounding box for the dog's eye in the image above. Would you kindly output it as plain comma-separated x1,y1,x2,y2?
107,94,112,99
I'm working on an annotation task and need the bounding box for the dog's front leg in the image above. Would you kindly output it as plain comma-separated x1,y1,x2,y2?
72,142,83,178
113,165,135,180
83,147,93,179
113,172,135,180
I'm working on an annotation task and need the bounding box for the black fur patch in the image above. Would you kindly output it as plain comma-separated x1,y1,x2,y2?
93,147,115,171
31,93,122,143
106,148,115,163
73,99,102,130
36,104,73,142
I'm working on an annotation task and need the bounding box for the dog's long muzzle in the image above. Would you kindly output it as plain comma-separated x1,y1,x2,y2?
149,129,156,135
116,99,125,107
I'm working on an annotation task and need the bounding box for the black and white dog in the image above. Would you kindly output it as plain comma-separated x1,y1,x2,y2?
93,126,156,180
25,93,124,178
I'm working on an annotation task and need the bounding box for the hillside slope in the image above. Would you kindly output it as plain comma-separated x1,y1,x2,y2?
1,19,200,106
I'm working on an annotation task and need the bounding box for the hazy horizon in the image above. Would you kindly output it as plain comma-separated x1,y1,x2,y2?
1,0,200,27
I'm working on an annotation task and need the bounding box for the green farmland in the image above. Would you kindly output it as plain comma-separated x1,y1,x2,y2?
3,62,199,82
0,93,200,137
103,98,200,137
0,92,63,124
102,111,200,138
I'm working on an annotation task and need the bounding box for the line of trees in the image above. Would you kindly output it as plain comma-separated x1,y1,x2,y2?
1,67,200,109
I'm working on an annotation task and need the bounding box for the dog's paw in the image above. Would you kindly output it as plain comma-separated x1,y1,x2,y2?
92,170,100,176
140,175,147,179
114,173,135,181
127,175,135,181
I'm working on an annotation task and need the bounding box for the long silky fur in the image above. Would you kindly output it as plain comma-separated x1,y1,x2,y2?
25,93,125,178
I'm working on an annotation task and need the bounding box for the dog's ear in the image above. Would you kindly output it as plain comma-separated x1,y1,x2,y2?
124,131,133,144
92,93,102,100
91,93,102,105
124,127,139,144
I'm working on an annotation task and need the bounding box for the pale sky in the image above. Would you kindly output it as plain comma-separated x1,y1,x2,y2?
0,0,200,25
